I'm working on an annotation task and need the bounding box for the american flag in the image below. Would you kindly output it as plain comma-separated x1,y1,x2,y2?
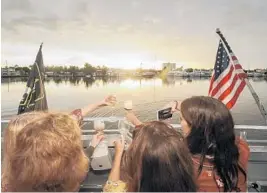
208,40,247,109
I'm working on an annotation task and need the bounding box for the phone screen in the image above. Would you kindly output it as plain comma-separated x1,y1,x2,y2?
157,107,173,121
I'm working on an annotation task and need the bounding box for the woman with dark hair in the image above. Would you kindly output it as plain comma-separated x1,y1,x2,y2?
103,121,197,192
179,96,249,192
125,96,250,192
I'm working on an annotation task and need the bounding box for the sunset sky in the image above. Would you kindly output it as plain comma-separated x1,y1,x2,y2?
1,0,267,69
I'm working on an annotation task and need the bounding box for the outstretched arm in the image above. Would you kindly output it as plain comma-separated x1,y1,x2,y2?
108,137,125,181
104,137,127,192
85,133,105,159
81,95,117,117
125,110,143,126
70,95,116,125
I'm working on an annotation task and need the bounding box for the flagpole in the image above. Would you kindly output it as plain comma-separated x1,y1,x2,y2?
216,28,267,124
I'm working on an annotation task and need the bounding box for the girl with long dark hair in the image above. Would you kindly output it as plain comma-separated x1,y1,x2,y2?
125,96,250,192
180,96,249,192
104,121,197,192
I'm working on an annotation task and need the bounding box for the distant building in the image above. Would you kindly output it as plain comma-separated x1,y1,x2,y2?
1,68,9,76
1,67,20,76
107,69,118,77
255,69,267,73
162,63,176,71
64,72,72,76
46,72,54,77
93,69,104,77
76,72,84,77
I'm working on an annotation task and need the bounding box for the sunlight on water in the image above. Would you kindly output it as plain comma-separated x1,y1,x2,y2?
1,77,267,125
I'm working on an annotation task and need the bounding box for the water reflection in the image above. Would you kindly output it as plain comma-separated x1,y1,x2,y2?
2,76,267,125
53,77,64,85
83,77,94,88
1,77,28,83
161,76,212,86
69,77,81,85
251,77,267,82
1,76,267,88
162,77,175,86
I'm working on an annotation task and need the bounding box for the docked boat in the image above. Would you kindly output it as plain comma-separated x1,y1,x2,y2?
142,71,156,78
167,70,189,77
85,74,92,78
189,71,201,77
176,71,189,77
247,72,254,77
167,70,211,78
254,72,264,77
166,70,176,76
1,117,267,192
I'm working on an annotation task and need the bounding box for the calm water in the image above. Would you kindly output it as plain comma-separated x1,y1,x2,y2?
1,76,267,125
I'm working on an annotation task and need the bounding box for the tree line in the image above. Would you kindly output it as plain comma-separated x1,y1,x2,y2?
45,63,109,76
3,63,267,75
2,63,109,76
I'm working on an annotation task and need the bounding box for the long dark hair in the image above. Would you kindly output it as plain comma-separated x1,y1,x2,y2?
121,121,197,192
181,96,246,192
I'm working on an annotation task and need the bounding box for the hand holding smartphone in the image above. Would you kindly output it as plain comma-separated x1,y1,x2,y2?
157,107,173,121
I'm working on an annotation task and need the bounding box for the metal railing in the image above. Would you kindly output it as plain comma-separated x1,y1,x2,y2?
2,117,267,147
2,117,267,191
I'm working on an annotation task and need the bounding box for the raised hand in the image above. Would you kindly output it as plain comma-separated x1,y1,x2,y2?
163,100,180,113
114,135,125,156
91,133,105,148
101,95,117,106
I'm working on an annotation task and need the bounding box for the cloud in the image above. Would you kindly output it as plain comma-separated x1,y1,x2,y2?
1,0,267,69
117,24,133,33
1,0,91,32
143,16,161,24
131,0,141,8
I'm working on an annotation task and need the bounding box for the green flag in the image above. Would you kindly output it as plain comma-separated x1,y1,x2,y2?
18,43,48,114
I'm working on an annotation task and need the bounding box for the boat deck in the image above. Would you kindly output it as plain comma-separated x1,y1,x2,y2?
1,117,267,192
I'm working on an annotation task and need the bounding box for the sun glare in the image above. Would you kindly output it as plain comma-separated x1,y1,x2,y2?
119,79,140,89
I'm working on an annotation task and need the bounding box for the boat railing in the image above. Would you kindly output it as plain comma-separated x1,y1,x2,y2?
2,117,267,131
1,117,267,191
2,117,267,145
81,117,267,146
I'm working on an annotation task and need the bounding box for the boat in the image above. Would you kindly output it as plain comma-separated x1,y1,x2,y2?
166,70,176,76
141,71,156,78
167,70,189,77
85,74,92,78
247,72,254,77
1,117,267,192
176,71,189,77
167,70,211,78
254,72,264,77
189,71,201,77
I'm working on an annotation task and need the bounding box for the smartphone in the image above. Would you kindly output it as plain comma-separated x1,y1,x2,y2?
157,107,173,121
